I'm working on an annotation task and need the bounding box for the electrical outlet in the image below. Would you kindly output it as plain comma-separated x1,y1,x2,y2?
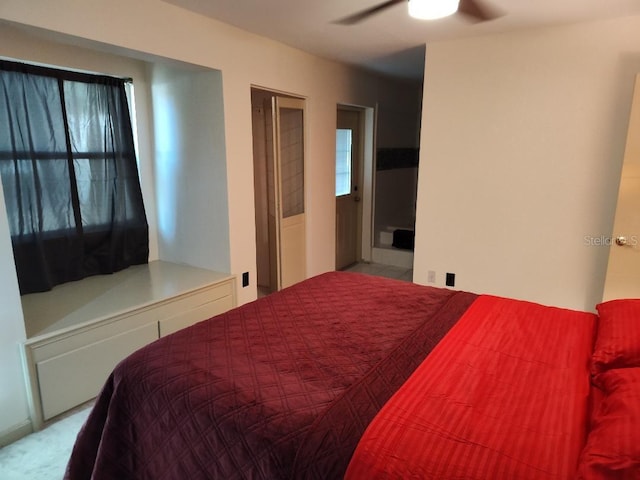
242,272,249,287
427,270,436,283
446,272,455,287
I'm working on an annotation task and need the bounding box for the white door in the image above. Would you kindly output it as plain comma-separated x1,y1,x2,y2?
336,109,363,270
265,96,306,290
603,74,640,300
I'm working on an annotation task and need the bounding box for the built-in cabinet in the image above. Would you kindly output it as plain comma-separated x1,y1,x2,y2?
21,261,236,429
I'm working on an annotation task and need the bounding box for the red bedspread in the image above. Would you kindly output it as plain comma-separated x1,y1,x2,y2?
345,295,596,480
65,272,477,480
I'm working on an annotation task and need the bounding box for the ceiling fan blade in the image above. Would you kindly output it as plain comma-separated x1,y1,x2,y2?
457,0,502,22
334,0,406,25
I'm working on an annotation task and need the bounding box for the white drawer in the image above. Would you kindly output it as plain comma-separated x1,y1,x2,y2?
158,294,234,337
151,281,234,321
30,308,158,362
29,281,233,362
37,321,158,420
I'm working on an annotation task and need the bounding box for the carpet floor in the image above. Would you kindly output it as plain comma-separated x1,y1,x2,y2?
0,402,92,480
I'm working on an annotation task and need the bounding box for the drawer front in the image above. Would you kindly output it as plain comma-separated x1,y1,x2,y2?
30,280,234,362
159,295,234,337
31,313,155,362
37,322,158,420
150,281,234,322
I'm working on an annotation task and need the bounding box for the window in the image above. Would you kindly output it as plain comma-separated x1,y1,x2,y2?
336,128,352,196
0,60,148,294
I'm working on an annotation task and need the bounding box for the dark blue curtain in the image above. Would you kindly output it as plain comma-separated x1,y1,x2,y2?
0,60,148,294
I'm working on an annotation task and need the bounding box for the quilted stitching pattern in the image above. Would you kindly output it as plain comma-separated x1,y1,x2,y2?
66,272,476,480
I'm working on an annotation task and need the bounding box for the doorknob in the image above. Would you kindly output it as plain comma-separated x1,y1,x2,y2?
615,236,628,246
354,196,361,202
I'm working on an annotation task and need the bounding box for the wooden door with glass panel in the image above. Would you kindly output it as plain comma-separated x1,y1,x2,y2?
336,109,362,270
265,96,306,290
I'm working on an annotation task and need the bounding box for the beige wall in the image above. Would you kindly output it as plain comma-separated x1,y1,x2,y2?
0,179,28,442
0,0,421,439
150,64,231,273
414,15,640,311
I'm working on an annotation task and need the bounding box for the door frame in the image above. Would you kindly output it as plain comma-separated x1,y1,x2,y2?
251,86,307,293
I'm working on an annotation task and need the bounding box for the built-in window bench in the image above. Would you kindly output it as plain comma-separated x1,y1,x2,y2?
21,260,236,430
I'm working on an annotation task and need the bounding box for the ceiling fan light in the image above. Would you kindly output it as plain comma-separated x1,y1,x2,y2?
408,0,460,20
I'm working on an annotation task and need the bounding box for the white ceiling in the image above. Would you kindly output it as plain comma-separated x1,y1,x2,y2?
163,0,640,80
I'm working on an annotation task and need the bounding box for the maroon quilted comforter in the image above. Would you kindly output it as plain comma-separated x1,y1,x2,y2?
65,272,477,480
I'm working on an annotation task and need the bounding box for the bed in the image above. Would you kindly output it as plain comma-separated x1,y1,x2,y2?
65,272,640,480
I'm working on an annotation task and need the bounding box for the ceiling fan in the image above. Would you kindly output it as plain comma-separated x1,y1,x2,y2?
336,0,501,25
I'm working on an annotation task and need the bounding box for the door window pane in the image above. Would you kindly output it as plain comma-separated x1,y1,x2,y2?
336,129,352,196
279,107,304,218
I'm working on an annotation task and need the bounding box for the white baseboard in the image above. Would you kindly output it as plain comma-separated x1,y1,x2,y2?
0,419,33,448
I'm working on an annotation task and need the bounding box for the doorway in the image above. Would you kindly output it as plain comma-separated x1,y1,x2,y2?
251,88,307,295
